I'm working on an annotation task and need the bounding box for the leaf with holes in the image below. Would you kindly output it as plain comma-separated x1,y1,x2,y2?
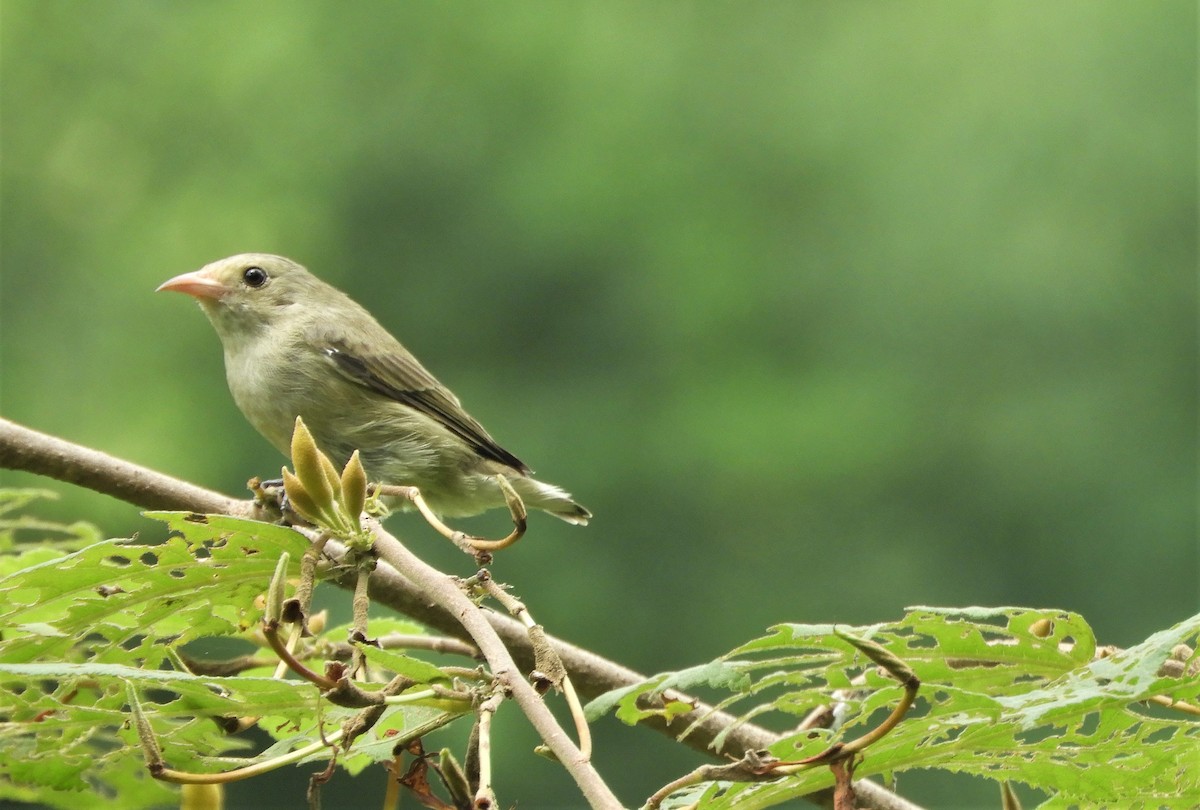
590,607,1200,808
0,506,317,807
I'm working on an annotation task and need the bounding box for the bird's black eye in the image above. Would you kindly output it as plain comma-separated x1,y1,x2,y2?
242,266,269,288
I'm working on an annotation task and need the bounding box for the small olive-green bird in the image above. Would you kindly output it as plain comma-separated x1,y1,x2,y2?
158,253,590,525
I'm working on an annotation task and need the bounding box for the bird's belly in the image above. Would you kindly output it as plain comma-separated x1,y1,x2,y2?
223,345,493,514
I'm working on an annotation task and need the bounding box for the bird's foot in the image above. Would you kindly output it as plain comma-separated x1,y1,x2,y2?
248,476,305,525
374,477,527,561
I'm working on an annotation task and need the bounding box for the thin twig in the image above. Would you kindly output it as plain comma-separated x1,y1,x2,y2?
479,574,591,760
289,531,331,628
326,632,479,661
262,618,337,690
474,692,504,809
1149,694,1200,716
366,519,621,809
272,623,305,680
351,562,372,676
382,754,403,810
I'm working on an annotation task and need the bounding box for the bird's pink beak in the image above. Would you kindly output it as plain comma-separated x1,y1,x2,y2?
156,268,229,300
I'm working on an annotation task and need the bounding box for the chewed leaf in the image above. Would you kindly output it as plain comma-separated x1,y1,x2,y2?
589,607,1200,808
0,497,460,810
585,660,747,725
0,514,309,666
0,662,319,805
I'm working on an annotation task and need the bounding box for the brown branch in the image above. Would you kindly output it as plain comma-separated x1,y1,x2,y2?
0,416,920,810
365,522,618,807
0,417,258,516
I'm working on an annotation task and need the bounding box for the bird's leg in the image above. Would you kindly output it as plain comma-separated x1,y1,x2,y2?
487,475,528,549
374,478,527,557
374,484,478,556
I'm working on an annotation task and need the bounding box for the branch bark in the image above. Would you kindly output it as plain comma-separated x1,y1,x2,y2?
0,416,922,810
0,417,257,516
365,521,618,807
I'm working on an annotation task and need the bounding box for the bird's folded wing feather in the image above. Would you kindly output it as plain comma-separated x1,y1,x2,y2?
320,337,530,474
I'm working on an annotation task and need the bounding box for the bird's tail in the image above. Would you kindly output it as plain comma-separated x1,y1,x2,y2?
512,477,592,526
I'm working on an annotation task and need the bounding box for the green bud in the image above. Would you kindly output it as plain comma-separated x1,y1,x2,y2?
320,452,342,497
282,467,324,525
341,450,367,523
127,683,163,769
290,417,335,513
265,552,290,624
439,748,471,808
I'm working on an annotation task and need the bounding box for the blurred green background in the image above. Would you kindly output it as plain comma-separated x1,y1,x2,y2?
1,2,1195,808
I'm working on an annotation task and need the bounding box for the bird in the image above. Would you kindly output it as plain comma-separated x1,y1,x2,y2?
157,253,590,525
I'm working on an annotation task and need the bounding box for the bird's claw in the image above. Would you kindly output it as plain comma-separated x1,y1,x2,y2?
375,478,527,556
248,476,302,525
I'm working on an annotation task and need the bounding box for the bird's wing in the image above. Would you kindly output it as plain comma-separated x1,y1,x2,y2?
319,336,530,474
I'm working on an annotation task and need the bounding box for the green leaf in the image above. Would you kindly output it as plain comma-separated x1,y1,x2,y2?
0,513,310,665
592,607,1200,808
0,509,325,807
355,643,451,685
585,660,748,725
0,661,319,806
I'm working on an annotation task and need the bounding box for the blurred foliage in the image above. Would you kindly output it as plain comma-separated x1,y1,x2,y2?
0,2,1195,807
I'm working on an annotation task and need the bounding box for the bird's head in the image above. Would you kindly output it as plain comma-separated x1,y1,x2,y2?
157,253,325,339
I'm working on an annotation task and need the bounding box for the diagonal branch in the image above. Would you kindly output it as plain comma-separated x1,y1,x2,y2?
365,521,618,807
0,417,259,516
